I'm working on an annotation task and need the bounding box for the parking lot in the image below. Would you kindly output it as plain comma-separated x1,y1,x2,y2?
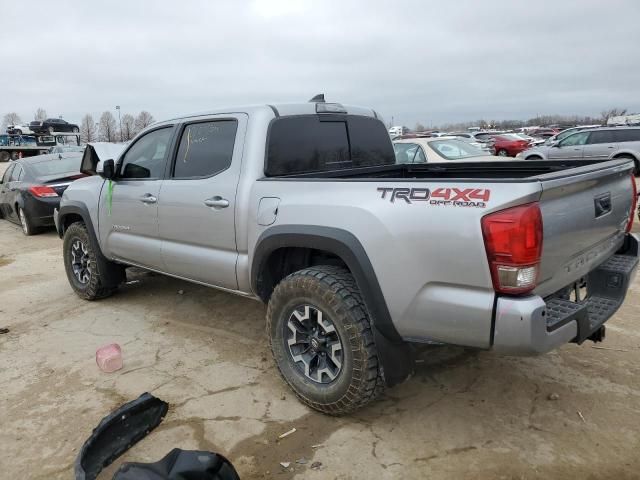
1,160,640,480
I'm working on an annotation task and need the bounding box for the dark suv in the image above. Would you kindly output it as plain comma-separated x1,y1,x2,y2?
30,118,79,134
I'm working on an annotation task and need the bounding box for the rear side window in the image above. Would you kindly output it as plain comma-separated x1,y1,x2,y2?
266,115,395,176
173,120,238,179
612,129,640,143
587,130,616,144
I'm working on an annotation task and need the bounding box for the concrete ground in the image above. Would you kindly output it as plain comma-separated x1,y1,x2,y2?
1,161,640,479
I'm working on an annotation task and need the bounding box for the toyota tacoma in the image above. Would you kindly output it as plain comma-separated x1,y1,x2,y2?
54,98,639,414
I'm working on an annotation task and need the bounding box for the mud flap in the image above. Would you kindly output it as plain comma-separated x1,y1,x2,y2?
75,393,168,480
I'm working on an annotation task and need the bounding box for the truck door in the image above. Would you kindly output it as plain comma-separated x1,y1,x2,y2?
582,130,618,161
157,114,247,290
98,126,174,269
548,130,590,160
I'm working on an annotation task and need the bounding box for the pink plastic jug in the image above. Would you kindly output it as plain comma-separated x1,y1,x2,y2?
96,343,123,373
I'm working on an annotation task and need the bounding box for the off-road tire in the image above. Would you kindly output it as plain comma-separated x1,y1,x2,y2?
267,265,384,415
63,222,116,300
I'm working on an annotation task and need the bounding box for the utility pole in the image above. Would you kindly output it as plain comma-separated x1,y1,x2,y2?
116,105,122,142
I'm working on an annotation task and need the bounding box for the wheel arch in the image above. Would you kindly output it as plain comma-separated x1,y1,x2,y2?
252,225,413,387
58,201,125,288
611,151,639,171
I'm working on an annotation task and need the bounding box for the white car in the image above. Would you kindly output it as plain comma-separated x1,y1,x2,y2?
393,136,506,163
7,124,34,135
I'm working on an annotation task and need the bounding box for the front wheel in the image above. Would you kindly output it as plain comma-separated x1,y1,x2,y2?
63,222,116,300
267,265,384,415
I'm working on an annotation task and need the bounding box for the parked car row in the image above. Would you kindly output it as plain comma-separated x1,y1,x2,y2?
518,126,640,173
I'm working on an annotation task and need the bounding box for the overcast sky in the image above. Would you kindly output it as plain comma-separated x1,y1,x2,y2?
2,0,639,127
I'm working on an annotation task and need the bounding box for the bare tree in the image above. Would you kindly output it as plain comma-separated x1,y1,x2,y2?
120,114,135,141
2,112,22,129
601,108,628,124
98,111,118,142
414,122,426,132
80,114,97,143
134,111,155,134
34,108,47,121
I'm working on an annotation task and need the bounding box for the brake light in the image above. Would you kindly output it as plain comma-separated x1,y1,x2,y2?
482,203,543,294
627,173,637,233
29,185,58,198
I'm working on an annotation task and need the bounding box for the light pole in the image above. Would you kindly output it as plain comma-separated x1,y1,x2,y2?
116,105,122,142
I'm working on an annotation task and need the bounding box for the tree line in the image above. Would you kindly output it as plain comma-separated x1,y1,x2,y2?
1,109,155,144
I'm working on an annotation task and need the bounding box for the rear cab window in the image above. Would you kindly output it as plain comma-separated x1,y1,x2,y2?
265,115,395,176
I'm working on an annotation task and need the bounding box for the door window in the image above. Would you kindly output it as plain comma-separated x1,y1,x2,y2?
173,120,238,179
559,131,590,147
119,127,173,179
587,130,615,144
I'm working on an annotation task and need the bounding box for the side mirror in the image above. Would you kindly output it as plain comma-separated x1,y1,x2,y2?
100,159,116,180
548,140,559,147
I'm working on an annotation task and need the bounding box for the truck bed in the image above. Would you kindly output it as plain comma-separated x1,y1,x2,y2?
270,158,631,181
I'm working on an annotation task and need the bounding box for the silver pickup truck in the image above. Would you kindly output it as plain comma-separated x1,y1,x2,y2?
55,99,639,414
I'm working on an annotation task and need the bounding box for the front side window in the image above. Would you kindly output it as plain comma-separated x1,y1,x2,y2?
559,131,590,147
119,127,173,179
173,120,237,179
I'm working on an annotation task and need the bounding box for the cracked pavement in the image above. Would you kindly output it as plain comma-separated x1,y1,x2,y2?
1,163,640,479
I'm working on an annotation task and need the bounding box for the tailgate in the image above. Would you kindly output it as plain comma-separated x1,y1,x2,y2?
535,160,635,297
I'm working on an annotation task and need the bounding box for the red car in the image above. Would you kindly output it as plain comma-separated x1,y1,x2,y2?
490,134,531,157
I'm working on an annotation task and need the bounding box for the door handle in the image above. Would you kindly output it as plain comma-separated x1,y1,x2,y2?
139,194,157,204
204,196,229,208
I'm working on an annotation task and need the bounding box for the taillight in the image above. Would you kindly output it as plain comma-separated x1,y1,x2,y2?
482,203,543,295
28,185,58,198
627,173,637,233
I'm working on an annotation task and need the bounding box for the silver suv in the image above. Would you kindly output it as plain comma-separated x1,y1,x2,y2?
520,127,640,173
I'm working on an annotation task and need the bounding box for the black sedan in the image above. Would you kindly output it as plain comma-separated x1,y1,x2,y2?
0,153,84,235
29,118,80,134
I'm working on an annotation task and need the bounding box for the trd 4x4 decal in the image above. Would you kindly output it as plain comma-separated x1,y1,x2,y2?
377,187,490,208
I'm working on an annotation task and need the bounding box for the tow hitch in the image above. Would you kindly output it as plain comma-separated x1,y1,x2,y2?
587,325,606,343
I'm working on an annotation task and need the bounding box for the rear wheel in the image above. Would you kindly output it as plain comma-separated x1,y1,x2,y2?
72,127,79,133
18,207,37,236
63,222,116,300
497,149,509,157
267,265,384,415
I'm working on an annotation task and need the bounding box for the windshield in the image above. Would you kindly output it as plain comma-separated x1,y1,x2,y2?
428,139,485,160
30,156,82,176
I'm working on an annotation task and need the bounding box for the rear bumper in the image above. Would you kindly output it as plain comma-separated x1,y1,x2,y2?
492,233,638,355
24,195,60,227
